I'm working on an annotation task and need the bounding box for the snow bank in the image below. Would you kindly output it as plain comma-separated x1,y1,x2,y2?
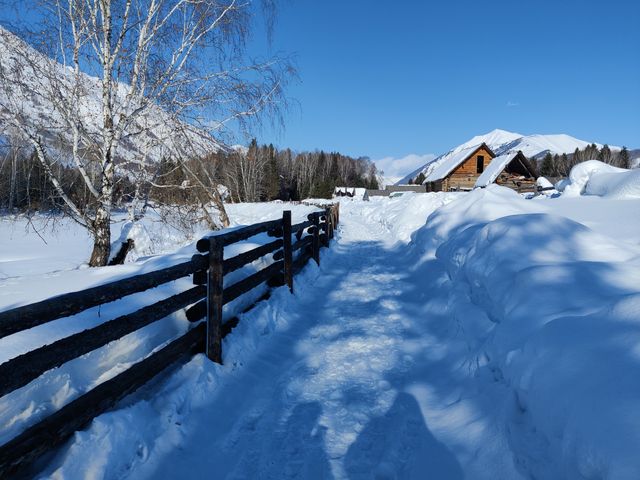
559,160,640,199
412,185,640,478
585,168,640,199
536,177,553,189
342,192,460,244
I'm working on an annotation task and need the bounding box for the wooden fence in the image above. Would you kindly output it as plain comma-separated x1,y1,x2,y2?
0,203,340,477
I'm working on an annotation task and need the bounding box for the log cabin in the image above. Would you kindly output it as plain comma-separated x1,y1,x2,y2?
419,144,538,193
474,150,537,192
423,143,496,192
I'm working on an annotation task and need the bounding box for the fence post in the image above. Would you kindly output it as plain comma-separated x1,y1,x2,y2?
206,237,223,364
312,213,320,265
326,207,333,240
282,210,293,293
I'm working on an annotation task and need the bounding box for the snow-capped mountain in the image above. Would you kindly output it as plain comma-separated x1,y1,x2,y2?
399,129,614,184
0,26,224,165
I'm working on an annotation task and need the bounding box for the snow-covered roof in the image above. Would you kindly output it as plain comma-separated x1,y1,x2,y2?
474,153,519,187
334,187,367,198
420,144,492,183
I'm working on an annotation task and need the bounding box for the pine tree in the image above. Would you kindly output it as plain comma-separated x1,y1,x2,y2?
619,146,630,169
598,144,612,164
263,143,279,200
540,153,554,176
560,153,569,176
415,172,426,184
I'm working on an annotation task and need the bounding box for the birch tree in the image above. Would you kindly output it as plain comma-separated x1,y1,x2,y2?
0,0,291,265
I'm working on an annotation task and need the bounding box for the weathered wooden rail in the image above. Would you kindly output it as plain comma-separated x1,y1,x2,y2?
0,203,340,478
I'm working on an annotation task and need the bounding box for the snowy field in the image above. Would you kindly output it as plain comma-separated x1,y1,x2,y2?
2,163,640,479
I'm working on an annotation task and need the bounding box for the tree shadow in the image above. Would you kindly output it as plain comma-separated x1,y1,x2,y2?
344,392,463,480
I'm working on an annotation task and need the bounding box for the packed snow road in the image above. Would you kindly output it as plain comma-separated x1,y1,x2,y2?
133,198,520,479
41,195,520,479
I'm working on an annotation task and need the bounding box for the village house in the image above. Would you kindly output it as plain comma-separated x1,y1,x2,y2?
423,143,496,191
416,143,537,192
474,150,538,192
333,187,369,201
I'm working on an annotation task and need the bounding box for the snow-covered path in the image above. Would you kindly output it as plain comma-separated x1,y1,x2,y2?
124,201,522,479
22,188,640,479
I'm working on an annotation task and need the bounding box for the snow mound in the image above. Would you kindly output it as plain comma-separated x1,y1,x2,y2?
410,186,640,478
560,160,640,199
536,177,553,189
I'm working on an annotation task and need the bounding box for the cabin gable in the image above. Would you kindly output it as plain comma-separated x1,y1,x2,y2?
493,151,538,192
443,145,495,191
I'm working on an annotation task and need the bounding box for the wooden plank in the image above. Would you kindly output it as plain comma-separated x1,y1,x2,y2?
282,211,293,293
292,250,312,275
185,299,206,322
291,219,313,232
0,323,206,479
206,238,224,364
223,261,284,305
293,235,313,252
192,270,207,285
0,286,206,399
0,255,207,340
223,239,283,274
196,219,282,252
311,215,320,265
274,235,312,261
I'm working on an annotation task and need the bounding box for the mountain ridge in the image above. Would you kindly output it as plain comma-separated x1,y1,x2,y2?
0,26,224,166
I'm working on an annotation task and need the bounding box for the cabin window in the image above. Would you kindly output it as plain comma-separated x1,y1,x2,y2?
476,155,485,173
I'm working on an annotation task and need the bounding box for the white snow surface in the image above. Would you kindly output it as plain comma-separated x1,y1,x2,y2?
3,189,640,479
559,160,640,199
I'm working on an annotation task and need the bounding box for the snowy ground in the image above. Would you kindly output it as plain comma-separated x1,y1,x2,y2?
3,176,640,479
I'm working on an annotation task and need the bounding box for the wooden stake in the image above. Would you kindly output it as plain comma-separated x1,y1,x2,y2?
207,237,223,363
282,210,293,292
312,214,320,265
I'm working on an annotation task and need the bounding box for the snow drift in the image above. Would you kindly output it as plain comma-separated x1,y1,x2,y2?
558,160,640,199
412,186,640,479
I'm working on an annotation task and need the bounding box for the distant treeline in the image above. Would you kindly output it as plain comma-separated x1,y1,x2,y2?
151,139,379,204
539,144,632,177
0,140,379,212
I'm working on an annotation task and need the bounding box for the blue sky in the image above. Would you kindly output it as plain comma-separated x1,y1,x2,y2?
252,0,639,176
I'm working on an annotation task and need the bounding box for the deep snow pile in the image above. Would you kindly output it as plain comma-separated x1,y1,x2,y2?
412,186,640,478
556,160,640,199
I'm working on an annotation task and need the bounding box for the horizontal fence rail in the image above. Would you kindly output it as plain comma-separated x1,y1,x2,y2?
0,255,207,339
0,202,340,478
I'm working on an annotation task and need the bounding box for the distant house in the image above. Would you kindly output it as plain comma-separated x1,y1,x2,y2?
474,151,537,192
384,185,426,193
367,185,426,198
333,187,369,201
423,143,496,192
